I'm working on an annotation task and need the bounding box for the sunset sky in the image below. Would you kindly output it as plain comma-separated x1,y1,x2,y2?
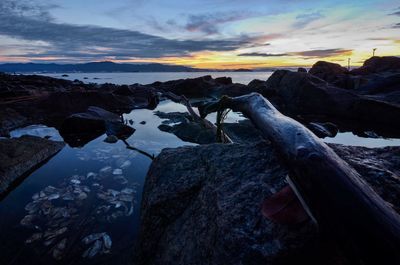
0,0,399,69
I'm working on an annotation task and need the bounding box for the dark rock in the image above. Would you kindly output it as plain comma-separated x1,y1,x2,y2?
351,56,400,75
103,135,118,144
298,67,307,73
0,135,64,196
136,141,400,264
264,70,400,129
307,122,338,138
60,106,134,147
309,61,348,77
357,73,400,96
62,74,69,77
247,79,275,97
214,77,232,85
158,122,215,144
140,121,146,125
61,106,122,134
150,75,259,98
309,61,365,90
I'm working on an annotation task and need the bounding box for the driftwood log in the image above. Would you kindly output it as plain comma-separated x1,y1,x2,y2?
199,93,400,264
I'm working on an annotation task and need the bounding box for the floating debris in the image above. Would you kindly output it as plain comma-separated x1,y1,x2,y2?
114,175,128,185
82,239,102,258
82,233,105,245
120,160,131,169
21,144,139,261
112,168,123,175
103,234,112,249
25,233,43,244
70,179,81,185
48,193,60,200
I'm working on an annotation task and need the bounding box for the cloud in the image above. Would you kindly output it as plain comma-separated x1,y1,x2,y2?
237,48,352,59
393,23,400,28
0,0,253,61
293,48,352,58
185,11,254,34
294,12,324,28
237,52,289,57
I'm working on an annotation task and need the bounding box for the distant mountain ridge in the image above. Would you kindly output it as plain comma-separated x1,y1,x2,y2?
0,61,202,73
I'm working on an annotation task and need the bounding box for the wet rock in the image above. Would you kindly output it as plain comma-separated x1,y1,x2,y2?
104,135,118,144
140,121,146,125
0,135,64,196
136,141,400,265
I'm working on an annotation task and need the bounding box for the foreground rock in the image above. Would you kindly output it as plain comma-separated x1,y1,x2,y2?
136,142,400,265
0,135,65,196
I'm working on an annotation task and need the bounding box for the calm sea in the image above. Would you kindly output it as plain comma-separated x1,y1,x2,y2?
39,72,274,85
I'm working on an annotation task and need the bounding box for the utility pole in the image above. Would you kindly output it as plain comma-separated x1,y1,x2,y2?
373,48,377,57
348,58,351,71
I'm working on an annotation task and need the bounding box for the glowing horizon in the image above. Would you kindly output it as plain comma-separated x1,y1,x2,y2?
0,0,399,69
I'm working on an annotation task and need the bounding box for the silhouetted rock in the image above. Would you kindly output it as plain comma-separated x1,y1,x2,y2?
0,135,64,196
215,76,232,85
297,67,307,73
351,56,400,75
308,61,366,90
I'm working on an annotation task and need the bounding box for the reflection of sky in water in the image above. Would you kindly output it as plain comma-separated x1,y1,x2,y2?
0,101,195,265
324,132,400,148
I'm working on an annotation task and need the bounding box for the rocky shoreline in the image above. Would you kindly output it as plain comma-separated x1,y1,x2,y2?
0,56,400,264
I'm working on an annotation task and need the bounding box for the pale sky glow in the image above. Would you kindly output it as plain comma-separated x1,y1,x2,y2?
0,0,399,69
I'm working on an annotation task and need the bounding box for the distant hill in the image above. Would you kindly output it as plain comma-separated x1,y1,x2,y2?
0,61,202,73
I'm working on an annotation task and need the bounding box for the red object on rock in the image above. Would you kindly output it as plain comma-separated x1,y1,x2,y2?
261,185,309,225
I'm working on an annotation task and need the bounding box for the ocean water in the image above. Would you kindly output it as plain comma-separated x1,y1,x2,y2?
39,71,274,85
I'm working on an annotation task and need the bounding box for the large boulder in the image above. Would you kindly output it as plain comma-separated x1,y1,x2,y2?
136,141,400,265
351,56,400,75
264,70,400,129
309,61,365,90
135,142,317,265
0,135,65,196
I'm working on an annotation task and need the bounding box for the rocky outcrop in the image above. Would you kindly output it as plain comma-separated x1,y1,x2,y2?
150,75,256,98
308,61,364,90
264,70,400,129
351,56,400,75
136,141,400,265
0,135,65,196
